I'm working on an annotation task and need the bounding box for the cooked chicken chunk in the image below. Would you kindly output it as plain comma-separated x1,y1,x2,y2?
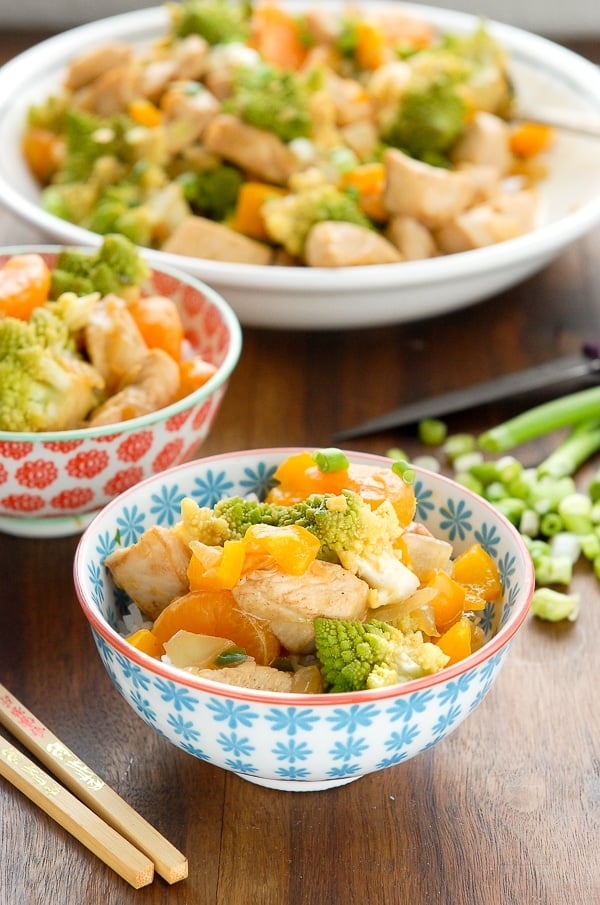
162,215,273,264
84,294,148,394
64,43,133,91
86,348,180,426
304,221,402,267
402,533,453,581
383,148,477,229
193,660,294,692
385,215,437,260
203,113,298,184
75,63,139,116
105,527,192,620
436,189,537,253
161,85,221,154
452,111,514,175
232,560,370,653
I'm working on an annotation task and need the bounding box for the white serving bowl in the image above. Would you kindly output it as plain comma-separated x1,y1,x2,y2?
73,448,535,792
0,3,599,330
0,248,241,538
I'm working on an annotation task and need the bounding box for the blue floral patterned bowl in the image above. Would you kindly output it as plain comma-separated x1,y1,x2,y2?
73,448,535,792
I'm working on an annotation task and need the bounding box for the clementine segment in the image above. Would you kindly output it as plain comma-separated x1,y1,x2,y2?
151,588,281,665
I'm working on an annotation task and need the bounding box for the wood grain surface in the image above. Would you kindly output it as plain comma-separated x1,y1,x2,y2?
0,30,599,905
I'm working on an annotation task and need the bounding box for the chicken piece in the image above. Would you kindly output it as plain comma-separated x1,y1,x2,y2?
302,7,341,44
435,189,537,254
161,85,221,154
383,148,478,229
64,43,133,91
75,63,140,116
137,58,178,103
456,163,502,204
162,215,273,264
232,560,370,653
84,294,148,394
203,113,298,185
452,112,514,175
304,221,403,267
193,659,294,692
386,215,437,261
86,348,180,426
340,119,380,162
105,526,192,620
324,72,373,126
171,34,210,81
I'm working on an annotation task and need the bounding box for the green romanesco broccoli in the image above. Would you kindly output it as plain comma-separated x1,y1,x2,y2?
314,618,449,692
50,234,150,299
0,305,105,432
224,63,315,144
170,0,251,45
177,489,420,606
262,183,373,258
178,163,244,221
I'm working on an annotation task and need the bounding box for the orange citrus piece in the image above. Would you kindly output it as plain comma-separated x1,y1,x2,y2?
0,253,51,320
151,588,281,665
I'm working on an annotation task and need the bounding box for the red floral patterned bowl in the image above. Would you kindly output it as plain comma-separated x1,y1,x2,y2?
0,247,242,538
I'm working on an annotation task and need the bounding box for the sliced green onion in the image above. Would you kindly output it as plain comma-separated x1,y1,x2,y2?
418,418,448,447
442,433,477,461
537,419,600,478
530,587,580,622
391,460,415,484
557,492,594,534
478,386,600,452
312,448,349,473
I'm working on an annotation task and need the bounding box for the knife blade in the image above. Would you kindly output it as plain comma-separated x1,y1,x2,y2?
334,345,600,441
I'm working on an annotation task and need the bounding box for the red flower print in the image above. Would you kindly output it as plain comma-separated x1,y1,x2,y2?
104,467,144,496
0,441,33,460
66,450,110,478
15,459,58,489
117,432,153,462
0,463,7,485
166,411,191,431
1,494,45,513
50,487,95,510
42,441,83,453
153,439,184,472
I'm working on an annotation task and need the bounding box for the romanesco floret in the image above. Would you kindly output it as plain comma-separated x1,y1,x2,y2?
224,63,315,143
178,163,244,221
213,496,287,539
50,235,150,299
0,307,104,432
170,0,251,45
262,183,373,257
314,618,449,692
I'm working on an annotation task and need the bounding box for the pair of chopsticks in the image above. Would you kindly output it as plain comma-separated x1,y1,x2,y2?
0,683,187,889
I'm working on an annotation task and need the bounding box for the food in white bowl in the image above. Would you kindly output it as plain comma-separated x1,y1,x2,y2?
0,239,241,537
1,2,599,329
73,448,535,791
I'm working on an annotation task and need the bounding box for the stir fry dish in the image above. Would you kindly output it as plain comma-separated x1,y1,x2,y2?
22,0,554,268
107,449,503,693
0,235,217,432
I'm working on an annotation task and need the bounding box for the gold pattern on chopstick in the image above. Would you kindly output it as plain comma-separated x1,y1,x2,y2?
0,746,60,797
46,741,105,791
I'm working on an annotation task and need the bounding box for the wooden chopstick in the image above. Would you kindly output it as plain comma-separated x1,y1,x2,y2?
0,684,188,885
0,738,154,889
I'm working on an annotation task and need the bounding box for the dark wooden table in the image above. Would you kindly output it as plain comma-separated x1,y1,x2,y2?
1,28,599,905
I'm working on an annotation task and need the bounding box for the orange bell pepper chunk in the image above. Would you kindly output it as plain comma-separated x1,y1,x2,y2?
452,543,502,602
248,1,308,70
509,122,555,158
231,182,287,241
436,616,473,665
126,628,165,659
21,126,64,183
188,539,246,590
177,356,218,399
425,569,466,634
243,523,321,575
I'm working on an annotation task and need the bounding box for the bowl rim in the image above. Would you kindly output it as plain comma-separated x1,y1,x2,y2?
0,245,243,443
73,446,536,706
1,3,600,301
